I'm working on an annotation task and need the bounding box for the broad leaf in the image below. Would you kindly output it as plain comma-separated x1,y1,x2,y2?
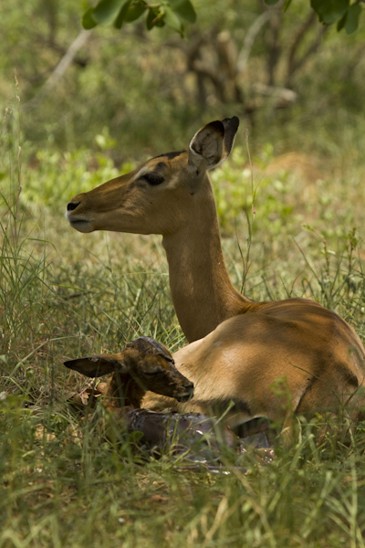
283,0,293,10
114,0,132,28
82,8,98,29
146,6,166,30
344,3,361,33
311,0,349,25
123,0,147,22
115,0,148,29
164,5,184,34
168,0,197,23
92,0,125,24
336,12,347,31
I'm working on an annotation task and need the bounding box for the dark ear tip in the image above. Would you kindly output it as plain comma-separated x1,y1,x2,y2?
223,116,240,131
231,116,240,129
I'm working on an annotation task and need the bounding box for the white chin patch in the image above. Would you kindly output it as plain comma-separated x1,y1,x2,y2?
68,218,93,233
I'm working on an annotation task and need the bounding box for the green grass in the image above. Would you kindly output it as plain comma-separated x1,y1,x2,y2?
2,105,365,546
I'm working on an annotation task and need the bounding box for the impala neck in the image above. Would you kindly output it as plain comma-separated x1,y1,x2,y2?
162,179,252,342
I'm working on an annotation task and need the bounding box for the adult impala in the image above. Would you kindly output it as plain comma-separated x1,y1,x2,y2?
66,117,365,427
67,117,248,342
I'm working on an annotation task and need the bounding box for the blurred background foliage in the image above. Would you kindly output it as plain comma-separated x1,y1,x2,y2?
1,0,365,161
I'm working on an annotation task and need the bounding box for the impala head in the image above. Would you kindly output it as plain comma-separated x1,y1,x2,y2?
64,336,194,402
66,117,239,235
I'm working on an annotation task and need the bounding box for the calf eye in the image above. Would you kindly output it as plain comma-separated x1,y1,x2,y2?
143,369,160,376
141,172,165,186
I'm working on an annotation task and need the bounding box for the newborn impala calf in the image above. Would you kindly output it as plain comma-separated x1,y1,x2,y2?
64,336,194,411
64,336,258,455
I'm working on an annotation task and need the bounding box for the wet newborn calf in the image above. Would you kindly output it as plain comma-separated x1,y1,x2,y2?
65,336,220,454
65,337,271,460
64,336,194,410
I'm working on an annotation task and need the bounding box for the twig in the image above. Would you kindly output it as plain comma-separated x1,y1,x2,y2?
43,29,91,91
237,11,272,74
23,29,92,109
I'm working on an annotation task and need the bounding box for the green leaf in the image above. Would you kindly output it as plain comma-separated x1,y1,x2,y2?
92,0,125,24
146,6,165,30
114,0,132,28
311,0,349,25
336,12,347,31
264,0,281,4
283,0,293,11
345,3,361,34
164,5,184,34
123,0,147,22
114,0,147,29
82,8,98,29
168,0,197,23
82,0,125,28
83,0,196,32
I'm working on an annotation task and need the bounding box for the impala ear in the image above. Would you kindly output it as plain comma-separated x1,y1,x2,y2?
64,354,128,378
188,116,239,173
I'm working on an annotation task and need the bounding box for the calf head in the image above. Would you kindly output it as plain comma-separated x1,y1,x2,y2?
64,336,194,404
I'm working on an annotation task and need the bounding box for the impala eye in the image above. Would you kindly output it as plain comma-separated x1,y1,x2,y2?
143,369,161,376
141,172,165,186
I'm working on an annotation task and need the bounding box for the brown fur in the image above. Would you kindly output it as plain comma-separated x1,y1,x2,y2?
64,336,194,411
141,303,365,430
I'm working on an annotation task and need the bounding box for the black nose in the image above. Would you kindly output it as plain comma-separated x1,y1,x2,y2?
67,201,80,211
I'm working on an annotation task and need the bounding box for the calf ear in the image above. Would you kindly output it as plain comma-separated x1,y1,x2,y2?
64,354,127,378
188,116,239,173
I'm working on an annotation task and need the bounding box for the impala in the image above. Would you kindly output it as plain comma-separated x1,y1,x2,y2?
65,336,194,410
65,336,243,452
66,116,365,428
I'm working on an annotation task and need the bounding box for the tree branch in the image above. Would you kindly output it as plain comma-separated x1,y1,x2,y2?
286,11,325,87
237,11,272,74
44,29,92,91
